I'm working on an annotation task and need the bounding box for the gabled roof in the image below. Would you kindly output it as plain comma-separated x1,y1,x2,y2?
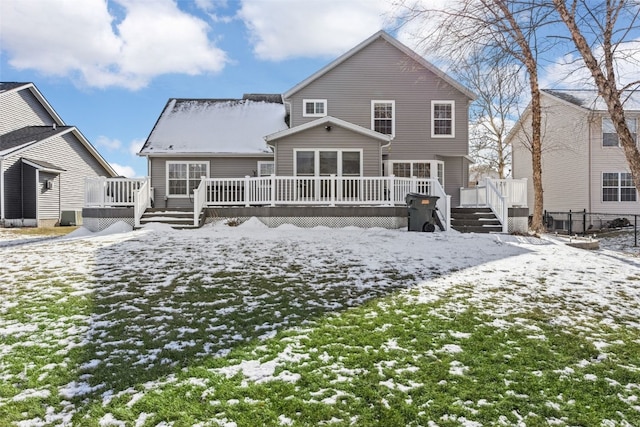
0,126,73,155
264,116,393,145
0,82,65,126
283,30,476,101
22,158,66,173
0,125,117,176
140,98,288,156
542,89,640,111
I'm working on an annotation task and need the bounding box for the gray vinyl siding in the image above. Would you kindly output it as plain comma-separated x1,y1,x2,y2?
590,112,640,214
3,131,112,218
437,156,468,207
285,37,470,161
2,159,23,218
22,164,37,219
38,172,60,221
0,89,56,134
513,94,598,214
273,125,382,176
149,156,272,209
511,94,640,215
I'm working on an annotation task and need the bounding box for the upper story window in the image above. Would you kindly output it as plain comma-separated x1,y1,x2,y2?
303,99,327,117
167,161,208,197
432,101,455,138
372,100,395,136
603,117,637,147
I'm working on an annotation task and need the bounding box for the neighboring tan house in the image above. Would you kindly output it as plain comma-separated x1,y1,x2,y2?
139,31,476,209
0,82,117,227
511,89,639,216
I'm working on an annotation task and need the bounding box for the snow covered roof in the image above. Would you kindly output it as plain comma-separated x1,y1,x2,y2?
543,89,640,111
140,98,288,156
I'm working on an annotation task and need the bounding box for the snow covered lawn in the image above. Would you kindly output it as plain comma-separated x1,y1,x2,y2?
1,221,639,426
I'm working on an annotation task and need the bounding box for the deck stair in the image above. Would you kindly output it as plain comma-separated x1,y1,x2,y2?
138,208,203,229
451,207,502,233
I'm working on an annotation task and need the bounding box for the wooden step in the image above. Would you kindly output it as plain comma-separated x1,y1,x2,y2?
450,207,503,233
137,209,203,229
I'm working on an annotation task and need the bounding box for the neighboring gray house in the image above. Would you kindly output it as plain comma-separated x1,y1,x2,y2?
0,82,117,227
511,89,640,216
139,31,476,209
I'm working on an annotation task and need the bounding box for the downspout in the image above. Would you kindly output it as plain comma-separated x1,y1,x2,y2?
587,113,602,212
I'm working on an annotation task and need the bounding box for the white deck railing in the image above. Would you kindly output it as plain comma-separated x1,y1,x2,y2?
196,175,450,229
133,178,152,228
85,177,148,207
85,176,451,230
460,178,528,208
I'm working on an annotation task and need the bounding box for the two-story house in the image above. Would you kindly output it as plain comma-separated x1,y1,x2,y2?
129,31,481,230
511,89,639,217
0,82,117,227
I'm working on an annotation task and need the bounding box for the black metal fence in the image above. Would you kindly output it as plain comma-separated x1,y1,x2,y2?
543,210,638,247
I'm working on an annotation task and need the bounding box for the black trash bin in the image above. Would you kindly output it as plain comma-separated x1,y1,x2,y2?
406,193,440,232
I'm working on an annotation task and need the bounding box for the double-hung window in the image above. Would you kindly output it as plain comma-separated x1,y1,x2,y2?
603,172,637,202
303,99,327,117
432,101,455,137
167,161,208,197
372,100,395,135
603,117,637,147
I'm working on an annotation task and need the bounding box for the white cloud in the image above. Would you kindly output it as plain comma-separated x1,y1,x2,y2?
110,163,137,178
0,0,228,90
541,39,640,90
96,136,122,151
237,0,397,61
129,138,146,156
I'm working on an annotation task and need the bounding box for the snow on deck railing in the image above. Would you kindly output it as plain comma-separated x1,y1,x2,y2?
85,177,147,207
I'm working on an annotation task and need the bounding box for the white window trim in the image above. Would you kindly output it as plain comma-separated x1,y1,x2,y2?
371,100,395,137
602,171,637,202
293,149,363,177
303,99,327,117
257,161,275,177
386,160,444,184
431,100,455,138
166,161,209,198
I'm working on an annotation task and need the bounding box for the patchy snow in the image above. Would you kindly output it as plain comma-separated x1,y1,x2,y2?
0,221,639,425
142,99,287,154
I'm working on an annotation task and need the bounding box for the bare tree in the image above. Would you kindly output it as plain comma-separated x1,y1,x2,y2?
552,0,640,194
454,53,524,179
395,0,554,232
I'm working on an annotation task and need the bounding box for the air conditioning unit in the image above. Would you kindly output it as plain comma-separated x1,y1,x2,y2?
45,179,54,190
60,210,81,226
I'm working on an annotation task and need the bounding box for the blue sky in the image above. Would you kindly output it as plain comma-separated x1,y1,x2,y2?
1,0,638,178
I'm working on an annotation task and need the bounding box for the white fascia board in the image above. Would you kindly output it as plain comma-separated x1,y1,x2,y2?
21,159,64,174
265,116,392,144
